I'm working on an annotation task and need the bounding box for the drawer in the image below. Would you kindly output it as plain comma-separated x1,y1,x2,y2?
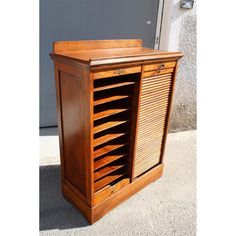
143,67,174,78
94,66,141,80
144,61,176,72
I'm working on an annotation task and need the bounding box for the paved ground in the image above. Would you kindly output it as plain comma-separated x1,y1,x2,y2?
40,130,196,236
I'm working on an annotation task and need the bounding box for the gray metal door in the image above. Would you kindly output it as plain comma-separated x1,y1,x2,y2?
40,0,159,127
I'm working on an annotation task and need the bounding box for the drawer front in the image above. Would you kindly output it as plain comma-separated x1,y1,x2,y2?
94,66,141,80
144,61,176,72
143,67,174,78
133,73,173,177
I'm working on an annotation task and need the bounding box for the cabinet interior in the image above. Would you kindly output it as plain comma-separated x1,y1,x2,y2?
93,73,141,193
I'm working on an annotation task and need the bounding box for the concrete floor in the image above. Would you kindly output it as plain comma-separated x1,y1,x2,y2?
40,130,196,236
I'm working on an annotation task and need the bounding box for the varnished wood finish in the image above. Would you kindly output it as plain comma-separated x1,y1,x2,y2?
53,39,143,53
50,39,182,223
143,61,176,71
94,66,141,79
133,71,173,177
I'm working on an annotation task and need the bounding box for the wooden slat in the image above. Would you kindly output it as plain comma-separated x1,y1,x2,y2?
139,98,168,108
140,95,170,105
94,81,135,92
134,158,161,176
138,109,168,121
94,95,130,106
93,121,128,134
94,155,126,170
140,98,169,107
93,108,129,121
142,75,172,84
140,92,170,103
141,86,171,94
138,114,166,125
139,103,168,114
138,121,166,132
94,172,124,192
133,71,173,177
135,148,162,161
141,85,171,94
140,97,170,107
94,133,126,147
94,144,127,159
143,73,173,80
137,141,163,151
94,164,125,181
142,79,172,88
138,128,165,140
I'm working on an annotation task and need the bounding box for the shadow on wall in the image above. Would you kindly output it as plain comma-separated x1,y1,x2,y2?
40,165,90,230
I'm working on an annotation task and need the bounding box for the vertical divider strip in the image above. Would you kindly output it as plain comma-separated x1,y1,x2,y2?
159,61,180,164
129,66,144,182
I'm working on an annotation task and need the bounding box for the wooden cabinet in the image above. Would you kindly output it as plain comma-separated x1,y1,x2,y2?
50,39,182,223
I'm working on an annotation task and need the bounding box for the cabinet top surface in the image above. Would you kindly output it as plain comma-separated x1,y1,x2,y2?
50,39,183,66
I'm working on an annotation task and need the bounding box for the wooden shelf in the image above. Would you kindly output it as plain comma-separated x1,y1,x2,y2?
94,121,129,134
94,144,128,159
94,133,126,147
94,155,126,170
93,108,129,121
92,73,138,194
94,81,135,92
94,95,131,106
94,163,126,181
94,171,125,192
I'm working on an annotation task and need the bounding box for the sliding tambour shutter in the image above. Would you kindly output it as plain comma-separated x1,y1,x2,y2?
133,62,176,177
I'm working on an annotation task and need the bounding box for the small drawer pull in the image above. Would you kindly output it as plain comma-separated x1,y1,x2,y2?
158,64,165,69
114,69,125,75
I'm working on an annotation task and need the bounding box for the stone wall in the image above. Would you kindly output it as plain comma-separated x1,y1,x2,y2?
170,12,197,131
159,1,197,132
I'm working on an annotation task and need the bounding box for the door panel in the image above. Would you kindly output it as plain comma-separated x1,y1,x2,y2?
40,0,159,127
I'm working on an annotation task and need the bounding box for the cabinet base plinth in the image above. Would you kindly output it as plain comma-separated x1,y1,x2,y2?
62,163,164,224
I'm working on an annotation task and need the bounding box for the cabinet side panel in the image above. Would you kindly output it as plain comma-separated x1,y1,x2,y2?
58,68,90,195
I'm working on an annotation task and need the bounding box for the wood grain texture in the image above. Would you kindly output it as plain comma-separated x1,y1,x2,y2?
94,144,128,159
143,68,174,77
59,70,89,195
94,66,141,79
94,81,135,92
144,61,176,71
51,39,182,67
94,155,126,171
92,163,164,223
94,178,130,205
159,61,180,164
53,39,143,53
94,95,130,106
53,63,66,182
133,70,174,177
50,39,183,224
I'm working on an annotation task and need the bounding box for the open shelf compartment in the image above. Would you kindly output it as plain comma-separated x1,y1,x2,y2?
92,73,141,194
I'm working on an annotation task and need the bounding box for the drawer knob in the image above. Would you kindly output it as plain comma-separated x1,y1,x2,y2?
158,64,165,69
114,69,125,75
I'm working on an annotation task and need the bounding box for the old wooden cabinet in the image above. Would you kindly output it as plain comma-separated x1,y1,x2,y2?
50,39,182,223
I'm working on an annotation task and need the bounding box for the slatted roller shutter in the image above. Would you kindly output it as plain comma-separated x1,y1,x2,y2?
133,72,174,177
